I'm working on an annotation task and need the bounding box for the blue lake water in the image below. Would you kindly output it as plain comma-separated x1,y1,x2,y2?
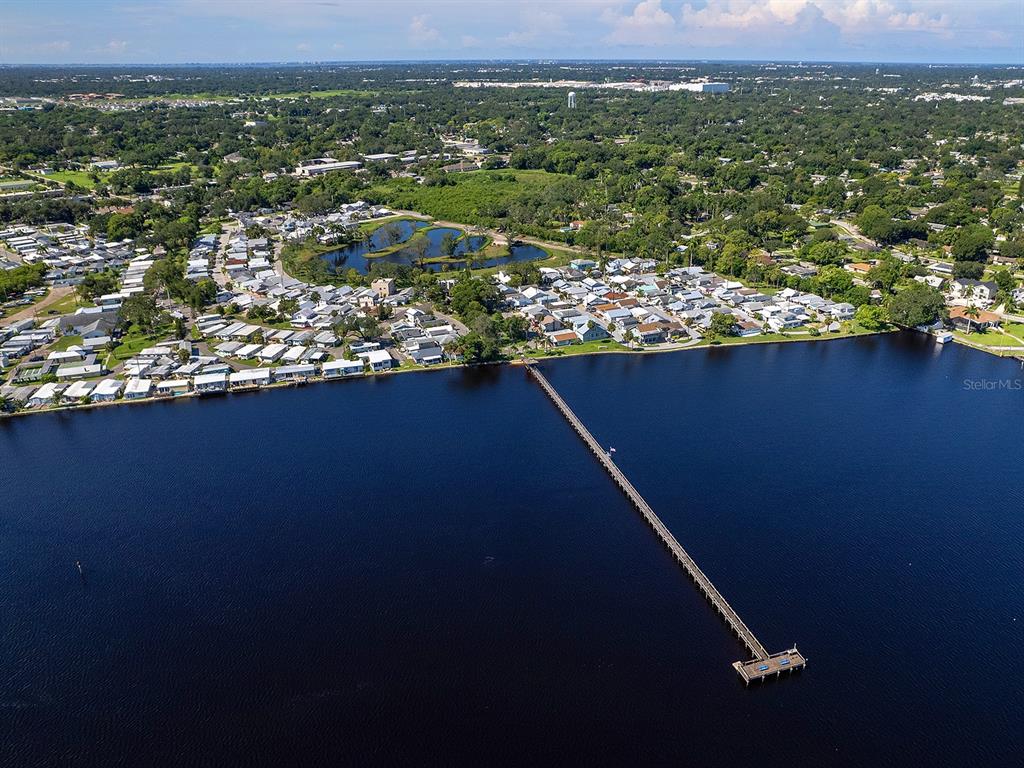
322,222,548,274
415,242,549,273
2,333,1022,766
320,218,429,273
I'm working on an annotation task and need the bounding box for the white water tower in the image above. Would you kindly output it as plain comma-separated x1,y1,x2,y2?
567,91,576,109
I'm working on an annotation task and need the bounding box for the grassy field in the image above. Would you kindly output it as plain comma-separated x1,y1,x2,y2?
155,161,192,173
372,170,577,228
45,170,110,189
267,89,379,100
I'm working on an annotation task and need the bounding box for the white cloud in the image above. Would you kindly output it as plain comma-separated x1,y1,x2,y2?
2,0,1018,63
35,40,72,53
498,8,571,47
409,14,440,44
89,40,128,55
598,0,966,49
602,0,677,45
677,0,954,40
296,41,311,52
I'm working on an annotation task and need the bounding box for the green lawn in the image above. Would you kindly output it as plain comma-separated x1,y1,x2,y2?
106,326,174,367
52,334,83,352
45,293,94,316
155,161,201,175
371,170,580,228
358,214,429,233
526,338,627,358
701,323,883,347
45,170,110,189
953,329,1024,348
1000,322,1024,342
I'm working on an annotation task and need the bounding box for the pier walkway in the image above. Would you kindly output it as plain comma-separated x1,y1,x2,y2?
525,361,805,684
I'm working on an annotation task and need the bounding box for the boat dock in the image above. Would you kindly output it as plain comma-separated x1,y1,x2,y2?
525,361,804,684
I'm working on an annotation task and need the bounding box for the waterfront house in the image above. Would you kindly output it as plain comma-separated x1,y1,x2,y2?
359,349,394,371
767,314,805,332
633,323,667,344
91,379,124,401
408,346,445,365
124,379,153,400
193,372,228,394
155,379,190,397
28,382,65,407
575,323,610,343
228,368,272,390
549,331,577,347
274,364,316,383
62,380,95,403
829,303,856,320
322,359,365,378
948,306,1001,331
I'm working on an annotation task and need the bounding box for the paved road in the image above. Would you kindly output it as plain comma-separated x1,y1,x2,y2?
830,218,876,248
3,286,74,324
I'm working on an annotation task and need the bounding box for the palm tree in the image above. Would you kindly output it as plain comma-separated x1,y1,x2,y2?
964,305,981,335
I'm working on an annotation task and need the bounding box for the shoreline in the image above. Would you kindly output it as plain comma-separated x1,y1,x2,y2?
2,328,902,420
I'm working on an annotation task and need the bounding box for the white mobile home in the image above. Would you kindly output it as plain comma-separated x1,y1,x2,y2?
273,364,316,383
359,349,394,372
155,379,191,397
92,379,124,401
62,380,95,403
257,344,287,363
123,378,153,400
193,372,228,394
28,382,65,407
228,368,273,390
322,359,365,378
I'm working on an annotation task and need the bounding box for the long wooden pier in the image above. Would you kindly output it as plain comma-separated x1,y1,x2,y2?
525,361,805,684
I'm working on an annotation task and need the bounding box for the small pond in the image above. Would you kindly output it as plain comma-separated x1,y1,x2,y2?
321,221,547,274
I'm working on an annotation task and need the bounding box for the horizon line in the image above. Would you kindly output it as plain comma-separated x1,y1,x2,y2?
1,57,1021,69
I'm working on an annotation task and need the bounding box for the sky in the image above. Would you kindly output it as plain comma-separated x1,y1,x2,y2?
1,0,1022,65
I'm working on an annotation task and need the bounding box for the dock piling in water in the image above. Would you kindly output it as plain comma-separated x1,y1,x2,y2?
525,361,805,684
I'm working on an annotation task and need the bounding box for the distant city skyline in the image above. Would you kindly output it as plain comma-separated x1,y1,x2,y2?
1,0,1022,66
